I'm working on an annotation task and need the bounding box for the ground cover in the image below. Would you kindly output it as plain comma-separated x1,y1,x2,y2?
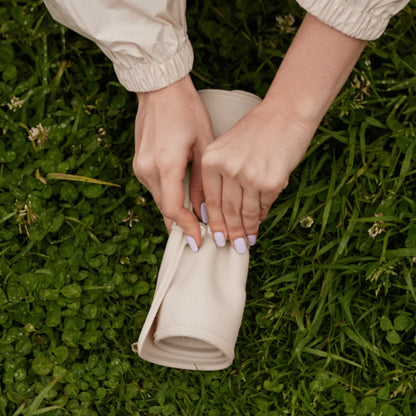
1,0,416,414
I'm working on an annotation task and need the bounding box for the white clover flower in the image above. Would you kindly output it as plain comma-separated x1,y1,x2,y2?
368,213,386,238
97,127,106,143
123,209,140,228
276,15,296,34
28,123,50,146
300,216,314,229
7,96,24,111
15,200,39,235
368,226,384,238
351,74,371,101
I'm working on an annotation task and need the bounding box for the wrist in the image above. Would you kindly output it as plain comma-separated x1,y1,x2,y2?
136,74,194,101
261,92,321,134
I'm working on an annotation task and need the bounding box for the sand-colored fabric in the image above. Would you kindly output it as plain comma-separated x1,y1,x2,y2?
297,0,409,40
43,0,192,92
44,0,408,92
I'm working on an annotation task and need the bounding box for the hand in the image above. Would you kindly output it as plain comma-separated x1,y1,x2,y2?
133,75,215,250
201,97,314,253
202,13,366,254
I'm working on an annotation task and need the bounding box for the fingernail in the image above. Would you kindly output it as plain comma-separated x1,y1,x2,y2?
234,237,247,254
248,234,257,246
187,236,198,253
214,232,226,247
200,202,208,224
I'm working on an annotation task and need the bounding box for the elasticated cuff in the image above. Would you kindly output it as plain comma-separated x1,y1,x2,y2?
297,0,406,40
111,39,194,92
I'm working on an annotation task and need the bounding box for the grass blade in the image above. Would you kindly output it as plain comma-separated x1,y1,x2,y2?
12,402,26,416
46,172,121,187
302,347,362,368
25,376,62,416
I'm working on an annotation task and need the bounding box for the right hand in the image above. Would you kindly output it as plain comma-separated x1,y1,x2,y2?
133,75,215,249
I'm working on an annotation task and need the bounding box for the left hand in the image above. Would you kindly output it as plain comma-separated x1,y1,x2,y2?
201,13,366,254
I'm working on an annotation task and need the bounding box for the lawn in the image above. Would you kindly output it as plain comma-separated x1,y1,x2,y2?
1,0,416,415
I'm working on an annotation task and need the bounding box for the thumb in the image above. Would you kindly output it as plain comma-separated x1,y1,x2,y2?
163,216,173,233
160,167,202,251
172,207,202,252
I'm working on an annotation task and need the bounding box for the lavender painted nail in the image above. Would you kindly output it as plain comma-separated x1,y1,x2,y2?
214,232,226,247
247,234,257,246
200,202,208,224
186,236,198,253
234,237,247,254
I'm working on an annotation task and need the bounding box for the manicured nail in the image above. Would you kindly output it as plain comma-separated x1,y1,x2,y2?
214,232,226,247
187,236,198,253
200,202,208,224
248,234,257,246
234,237,247,254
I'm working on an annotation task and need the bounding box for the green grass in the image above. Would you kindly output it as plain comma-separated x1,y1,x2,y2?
1,0,416,414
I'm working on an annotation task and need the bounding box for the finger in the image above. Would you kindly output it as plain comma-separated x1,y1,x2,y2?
222,177,247,254
150,184,163,213
147,180,174,235
191,123,215,223
189,155,207,223
259,191,275,222
241,188,260,246
202,171,228,249
132,154,159,193
160,169,201,251
150,181,166,223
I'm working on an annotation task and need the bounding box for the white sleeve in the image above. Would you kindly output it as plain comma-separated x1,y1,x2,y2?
43,0,193,92
296,0,410,40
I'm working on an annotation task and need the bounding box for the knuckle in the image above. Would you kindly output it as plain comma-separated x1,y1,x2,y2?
242,209,259,222
241,166,258,186
162,205,177,220
260,200,270,210
261,180,278,194
132,157,153,180
260,176,289,195
223,160,240,179
208,218,225,230
222,203,241,219
201,149,218,170
283,179,290,190
205,199,222,212
226,223,244,237
156,152,174,172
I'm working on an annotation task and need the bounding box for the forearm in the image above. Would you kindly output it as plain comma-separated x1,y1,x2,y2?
43,0,192,92
265,13,367,131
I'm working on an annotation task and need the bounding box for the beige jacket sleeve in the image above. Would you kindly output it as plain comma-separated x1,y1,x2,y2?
43,0,193,92
297,0,410,40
